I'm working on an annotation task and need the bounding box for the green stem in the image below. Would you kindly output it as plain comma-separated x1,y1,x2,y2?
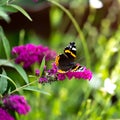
48,0,91,68
10,79,38,94
0,94,3,98
7,0,15,4
0,74,17,89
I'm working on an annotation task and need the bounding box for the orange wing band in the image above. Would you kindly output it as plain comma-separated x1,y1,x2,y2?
64,50,76,58
55,55,60,66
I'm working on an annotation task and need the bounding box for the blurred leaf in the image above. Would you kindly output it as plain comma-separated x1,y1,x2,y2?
39,57,45,76
0,74,17,89
8,87,12,95
0,26,10,59
19,29,25,45
49,32,63,49
23,86,51,95
0,5,17,13
7,4,32,21
0,0,7,6
11,63,29,84
0,69,8,94
0,10,10,22
0,59,13,67
0,59,29,84
50,7,63,28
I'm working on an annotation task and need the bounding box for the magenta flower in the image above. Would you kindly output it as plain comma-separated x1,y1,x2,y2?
39,63,92,84
57,73,66,80
35,69,40,76
3,95,30,115
66,67,92,80
47,63,58,75
57,67,92,81
39,77,48,83
0,108,14,120
12,44,56,68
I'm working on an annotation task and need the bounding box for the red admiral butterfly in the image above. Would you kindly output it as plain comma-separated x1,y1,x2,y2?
55,42,84,73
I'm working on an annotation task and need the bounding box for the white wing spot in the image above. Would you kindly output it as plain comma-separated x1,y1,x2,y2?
72,47,76,51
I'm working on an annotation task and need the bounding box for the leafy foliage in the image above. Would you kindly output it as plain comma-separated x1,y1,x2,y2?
0,0,120,120
0,69,8,94
0,26,11,59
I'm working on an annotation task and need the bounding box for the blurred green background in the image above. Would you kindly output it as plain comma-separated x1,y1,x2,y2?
0,0,120,120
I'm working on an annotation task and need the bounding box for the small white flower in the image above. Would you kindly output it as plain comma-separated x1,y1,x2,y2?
102,78,116,95
89,0,103,9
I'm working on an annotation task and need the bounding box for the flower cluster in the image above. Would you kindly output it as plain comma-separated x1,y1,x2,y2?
38,63,92,84
12,44,56,68
0,108,14,120
0,94,30,120
3,95,31,115
57,67,92,81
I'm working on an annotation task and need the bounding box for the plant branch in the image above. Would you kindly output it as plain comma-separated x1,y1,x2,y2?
9,79,38,94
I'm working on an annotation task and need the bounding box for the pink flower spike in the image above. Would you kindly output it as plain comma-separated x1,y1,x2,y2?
57,73,66,81
3,95,31,115
74,67,92,80
66,67,92,80
35,69,40,76
12,44,56,68
66,71,74,79
39,77,48,83
0,108,14,120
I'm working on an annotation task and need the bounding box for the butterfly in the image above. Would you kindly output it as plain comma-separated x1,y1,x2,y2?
55,42,84,73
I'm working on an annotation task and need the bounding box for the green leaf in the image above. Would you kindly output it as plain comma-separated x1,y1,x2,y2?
39,57,45,76
0,60,29,84
0,74,17,89
7,4,32,21
0,10,10,22
0,0,7,6
0,69,8,94
0,26,10,59
0,5,17,13
11,63,29,84
8,87,12,95
23,86,51,95
0,59,13,67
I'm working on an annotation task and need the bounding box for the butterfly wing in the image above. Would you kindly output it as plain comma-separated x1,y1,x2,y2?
55,42,78,73
55,54,75,72
64,42,76,59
